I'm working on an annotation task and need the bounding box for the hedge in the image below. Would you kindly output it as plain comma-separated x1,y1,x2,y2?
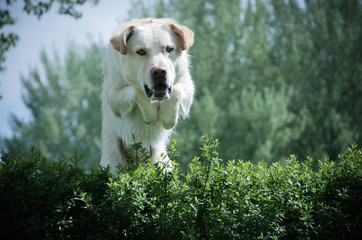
1,137,361,239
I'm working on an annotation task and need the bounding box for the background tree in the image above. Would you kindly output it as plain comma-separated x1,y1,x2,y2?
2,42,104,169
131,0,362,166
2,0,361,170
0,0,99,72
130,0,304,164
268,0,362,160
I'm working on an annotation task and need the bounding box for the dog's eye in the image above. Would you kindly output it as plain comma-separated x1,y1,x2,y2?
136,49,147,56
165,46,174,53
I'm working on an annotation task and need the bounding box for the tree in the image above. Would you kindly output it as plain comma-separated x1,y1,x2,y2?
2,42,104,169
130,0,302,164
0,0,99,72
269,0,362,160
3,0,361,170
131,0,362,165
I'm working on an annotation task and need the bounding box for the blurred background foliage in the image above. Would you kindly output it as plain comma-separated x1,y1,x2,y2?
0,0,100,72
1,0,361,170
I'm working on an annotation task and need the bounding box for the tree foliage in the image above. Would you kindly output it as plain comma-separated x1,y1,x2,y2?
0,0,99,71
131,0,362,165
2,0,362,169
2,42,104,169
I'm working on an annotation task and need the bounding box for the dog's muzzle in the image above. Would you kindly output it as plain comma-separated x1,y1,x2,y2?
144,66,172,101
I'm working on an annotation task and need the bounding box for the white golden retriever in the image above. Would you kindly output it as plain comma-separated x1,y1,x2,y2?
100,18,194,174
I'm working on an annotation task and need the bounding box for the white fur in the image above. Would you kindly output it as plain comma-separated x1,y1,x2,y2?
100,18,194,174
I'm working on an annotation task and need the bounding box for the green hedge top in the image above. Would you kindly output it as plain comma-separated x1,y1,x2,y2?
1,137,361,239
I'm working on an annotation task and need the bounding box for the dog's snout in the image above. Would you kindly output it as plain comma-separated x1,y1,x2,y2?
151,66,167,79
148,66,170,100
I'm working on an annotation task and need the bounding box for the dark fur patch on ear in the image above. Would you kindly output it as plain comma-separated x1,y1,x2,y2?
125,31,133,43
110,26,135,54
169,23,194,50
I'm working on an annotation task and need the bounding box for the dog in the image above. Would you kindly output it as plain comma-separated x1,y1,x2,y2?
100,18,194,174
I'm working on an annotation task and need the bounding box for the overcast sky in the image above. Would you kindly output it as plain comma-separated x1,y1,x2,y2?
0,0,132,138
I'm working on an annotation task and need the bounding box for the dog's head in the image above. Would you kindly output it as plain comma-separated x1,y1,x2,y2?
110,18,194,101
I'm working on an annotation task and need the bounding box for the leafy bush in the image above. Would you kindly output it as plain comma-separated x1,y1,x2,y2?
1,137,361,239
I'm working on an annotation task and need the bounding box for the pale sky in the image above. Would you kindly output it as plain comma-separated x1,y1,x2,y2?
0,0,132,138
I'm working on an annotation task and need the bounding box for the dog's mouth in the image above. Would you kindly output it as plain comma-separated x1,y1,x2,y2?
144,84,172,101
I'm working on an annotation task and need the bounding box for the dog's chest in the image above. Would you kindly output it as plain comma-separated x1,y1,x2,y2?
115,105,170,148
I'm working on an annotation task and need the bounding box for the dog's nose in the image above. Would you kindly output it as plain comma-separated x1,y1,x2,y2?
151,66,167,79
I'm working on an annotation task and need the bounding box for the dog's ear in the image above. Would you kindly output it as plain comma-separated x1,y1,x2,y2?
110,26,135,55
169,23,194,50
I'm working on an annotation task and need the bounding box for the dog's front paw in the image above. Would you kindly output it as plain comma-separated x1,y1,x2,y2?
159,98,179,130
160,117,177,130
142,103,159,125
143,112,158,125
135,89,160,125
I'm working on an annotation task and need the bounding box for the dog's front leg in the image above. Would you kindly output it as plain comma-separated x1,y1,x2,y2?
105,85,137,118
159,89,181,130
135,89,159,125
159,81,194,129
